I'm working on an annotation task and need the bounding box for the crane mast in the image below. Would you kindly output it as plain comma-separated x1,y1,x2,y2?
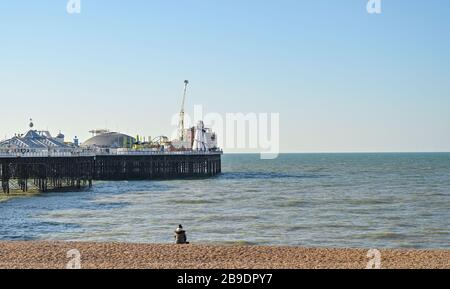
179,80,189,141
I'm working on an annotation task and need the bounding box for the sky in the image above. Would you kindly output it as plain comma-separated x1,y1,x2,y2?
0,0,449,152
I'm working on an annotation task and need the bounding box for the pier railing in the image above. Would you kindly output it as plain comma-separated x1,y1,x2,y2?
95,150,223,156
0,150,223,158
0,151,95,158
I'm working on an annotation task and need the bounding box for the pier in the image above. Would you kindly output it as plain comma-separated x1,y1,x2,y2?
94,152,222,180
0,152,222,194
0,96,222,194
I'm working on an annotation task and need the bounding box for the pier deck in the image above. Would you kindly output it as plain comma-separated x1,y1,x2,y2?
0,152,221,193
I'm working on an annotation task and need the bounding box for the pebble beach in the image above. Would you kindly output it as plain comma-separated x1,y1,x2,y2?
0,241,448,269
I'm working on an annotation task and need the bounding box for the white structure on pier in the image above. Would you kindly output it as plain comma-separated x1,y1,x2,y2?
82,130,136,149
0,120,76,155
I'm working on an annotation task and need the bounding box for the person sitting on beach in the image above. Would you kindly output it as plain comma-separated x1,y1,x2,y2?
174,224,188,244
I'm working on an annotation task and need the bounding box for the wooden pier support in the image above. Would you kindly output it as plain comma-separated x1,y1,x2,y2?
0,156,94,193
93,153,222,180
0,153,221,193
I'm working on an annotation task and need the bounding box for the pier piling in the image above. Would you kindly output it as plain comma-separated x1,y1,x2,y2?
0,152,221,193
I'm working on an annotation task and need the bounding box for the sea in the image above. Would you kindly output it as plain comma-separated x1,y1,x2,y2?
0,153,449,249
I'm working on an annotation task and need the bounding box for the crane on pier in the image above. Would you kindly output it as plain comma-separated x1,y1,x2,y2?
178,80,189,141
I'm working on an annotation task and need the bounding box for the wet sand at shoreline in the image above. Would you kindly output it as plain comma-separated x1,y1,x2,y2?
0,241,448,269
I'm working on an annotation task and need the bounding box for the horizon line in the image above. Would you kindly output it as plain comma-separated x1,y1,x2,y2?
223,151,450,154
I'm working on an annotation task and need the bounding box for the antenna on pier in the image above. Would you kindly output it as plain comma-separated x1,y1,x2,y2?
178,80,189,141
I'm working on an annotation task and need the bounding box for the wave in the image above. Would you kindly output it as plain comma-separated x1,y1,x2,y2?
167,199,220,205
220,172,327,180
350,232,408,240
276,200,309,208
0,235,38,241
198,214,260,222
340,198,397,205
90,201,131,210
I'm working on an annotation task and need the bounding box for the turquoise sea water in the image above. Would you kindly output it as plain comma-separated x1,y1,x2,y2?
0,153,449,249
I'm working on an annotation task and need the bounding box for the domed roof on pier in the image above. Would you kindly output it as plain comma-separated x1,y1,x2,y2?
82,132,135,148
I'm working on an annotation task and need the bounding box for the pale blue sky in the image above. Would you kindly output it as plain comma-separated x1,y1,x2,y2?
1,0,449,152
